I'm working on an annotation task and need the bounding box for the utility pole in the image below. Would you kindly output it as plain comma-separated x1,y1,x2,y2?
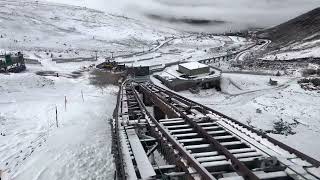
95,51,98,61
111,51,114,59
81,90,84,102
64,96,67,112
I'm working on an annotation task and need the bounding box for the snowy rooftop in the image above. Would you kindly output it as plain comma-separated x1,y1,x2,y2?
158,65,221,81
179,62,208,70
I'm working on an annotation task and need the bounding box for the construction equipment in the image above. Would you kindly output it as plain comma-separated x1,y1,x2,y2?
0,52,26,73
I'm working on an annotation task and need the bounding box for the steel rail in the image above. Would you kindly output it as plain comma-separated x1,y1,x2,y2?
132,84,217,180
113,84,126,180
152,84,320,168
141,84,261,180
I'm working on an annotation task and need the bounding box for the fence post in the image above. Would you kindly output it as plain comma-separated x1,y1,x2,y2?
55,106,59,128
64,96,67,111
81,90,84,102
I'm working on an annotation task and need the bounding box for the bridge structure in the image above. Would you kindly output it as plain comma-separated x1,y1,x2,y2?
112,80,320,180
198,39,272,65
198,54,236,65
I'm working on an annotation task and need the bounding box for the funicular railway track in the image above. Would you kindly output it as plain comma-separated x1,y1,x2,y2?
113,81,320,180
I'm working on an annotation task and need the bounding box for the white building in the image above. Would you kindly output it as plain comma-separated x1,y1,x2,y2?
178,62,210,76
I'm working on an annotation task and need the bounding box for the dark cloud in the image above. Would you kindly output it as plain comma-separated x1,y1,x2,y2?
46,0,320,32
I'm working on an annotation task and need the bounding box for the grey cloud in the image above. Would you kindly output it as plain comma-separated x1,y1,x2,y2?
46,0,320,32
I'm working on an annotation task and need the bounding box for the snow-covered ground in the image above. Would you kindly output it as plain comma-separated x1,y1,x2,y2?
264,38,320,60
152,73,320,160
264,46,320,60
220,73,293,94
0,60,118,180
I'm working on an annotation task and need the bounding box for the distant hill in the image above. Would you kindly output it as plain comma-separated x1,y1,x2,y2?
258,7,320,49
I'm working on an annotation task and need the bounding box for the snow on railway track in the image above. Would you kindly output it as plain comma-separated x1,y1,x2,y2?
112,81,320,180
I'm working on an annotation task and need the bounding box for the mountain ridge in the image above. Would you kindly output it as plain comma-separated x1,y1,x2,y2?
258,7,320,49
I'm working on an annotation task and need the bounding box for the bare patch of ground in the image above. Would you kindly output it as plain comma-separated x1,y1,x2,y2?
35,70,84,78
89,69,124,88
298,77,320,92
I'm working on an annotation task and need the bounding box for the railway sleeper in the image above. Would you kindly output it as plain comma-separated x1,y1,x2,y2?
179,138,205,143
190,148,256,159
180,138,248,150
128,114,144,121
173,132,200,138
193,151,220,158
219,171,291,180
202,157,288,179
209,132,244,143
202,160,233,172
167,124,191,129
170,128,194,134
127,106,140,111
184,144,211,150
186,146,215,153
196,152,263,163
197,155,227,163
159,118,184,122
161,120,185,125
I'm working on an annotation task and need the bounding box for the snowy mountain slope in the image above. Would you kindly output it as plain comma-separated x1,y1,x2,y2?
41,0,320,33
0,0,178,56
259,7,320,59
0,0,254,67
259,7,320,48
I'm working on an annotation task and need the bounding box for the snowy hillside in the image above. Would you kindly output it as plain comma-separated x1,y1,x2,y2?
259,7,320,60
0,0,178,57
0,0,252,66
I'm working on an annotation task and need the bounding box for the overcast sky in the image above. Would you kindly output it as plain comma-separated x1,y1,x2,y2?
45,0,319,32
